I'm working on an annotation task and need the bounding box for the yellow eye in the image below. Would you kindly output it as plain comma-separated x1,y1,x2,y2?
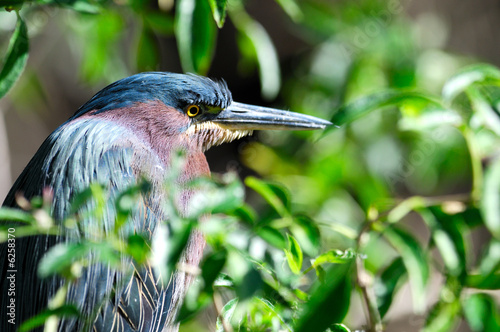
187,105,200,117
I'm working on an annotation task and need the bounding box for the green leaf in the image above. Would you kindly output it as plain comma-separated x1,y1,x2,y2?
330,90,441,128
126,234,150,264
463,293,500,332
291,215,321,256
419,207,467,277
329,324,351,332
423,297,461,332
256,225,286,249
307,248,356,274
0,207,36,224
245,176,290,217
38,242,120,278
284,234,303,274
466,85,500,136
442,63,500,102
375,257,406,318
187,174,245,218
175,0,217,74
230,2,280,99
201,249,227,293
275,0,302,22
295,262,353,332
466,273,500,290
208,0,227,28
215,298,238,332
19,305,79,332
481,158,500,238
382,227,429,313
0,13,28,100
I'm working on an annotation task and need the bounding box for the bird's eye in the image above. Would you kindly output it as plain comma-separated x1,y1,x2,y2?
186,105,201,117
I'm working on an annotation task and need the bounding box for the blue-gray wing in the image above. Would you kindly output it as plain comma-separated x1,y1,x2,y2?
0,118,177,332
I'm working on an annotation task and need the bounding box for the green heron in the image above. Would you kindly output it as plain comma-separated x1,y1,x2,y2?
0,72,331,331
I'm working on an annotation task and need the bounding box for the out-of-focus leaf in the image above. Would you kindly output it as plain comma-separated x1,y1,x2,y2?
245,176,290,217
0,207,36,224
136,26,159,72
375,257,406,318
463,293,500,332
295,262,352,332
442,64,500,102
466,273,500,290
399,109,463,131
256,225,286,249
466,85,500,136
215,298,238,332
175,0,216,74
208,0,227,28
255,297,293,331
291,215,321,256
419,207,467,277
382,227,429,313
187,174,245,218
38,242,120,278
423,298,461,332
309,248,356,270
284,234,303,274
236,266,263,300
126,234,150,264
19,305,79,332
152,221,193,285
275,0,302,21
230,204,257,225
481,158,500,238
0,0,24,8
201,249,227,293
329,324,351,332
230,2,280,99
329,90,441,128
0,13,28,100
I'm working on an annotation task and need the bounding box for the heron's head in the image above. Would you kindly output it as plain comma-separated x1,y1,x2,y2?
73,72,331,151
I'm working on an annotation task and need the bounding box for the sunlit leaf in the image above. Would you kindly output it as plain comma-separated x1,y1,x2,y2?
275,0,302,21
187,174,245,218
19,305,79,332
463,293,500,332
245,176,290,217
215,298,238,332
0,207,36,224
291,215,321,256
256,225,286,249
38,242,120,278
329,90,441,129
0,13,28,100
442,64,500,102
208,0,227,28
230,2,280,99
284,234,303,274
481,158,500,238
423,297,461,332
175,0,217,74
329,324,351,332
382,227,429,313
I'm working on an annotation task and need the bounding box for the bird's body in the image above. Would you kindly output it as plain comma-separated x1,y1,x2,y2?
0,72,330,331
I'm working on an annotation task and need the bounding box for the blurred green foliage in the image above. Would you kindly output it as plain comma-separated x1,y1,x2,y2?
1,0,500,331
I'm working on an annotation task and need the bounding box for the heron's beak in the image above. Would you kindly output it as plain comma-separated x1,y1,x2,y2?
212,102,332,130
